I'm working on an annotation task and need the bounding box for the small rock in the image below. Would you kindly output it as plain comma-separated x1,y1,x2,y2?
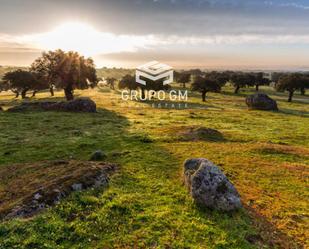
94,174,109,187
33,193,42,200
51,189,63,204
246,93,278,111
71,183,83,191
184,158,242,211
38,203,45,209
90,150,106,161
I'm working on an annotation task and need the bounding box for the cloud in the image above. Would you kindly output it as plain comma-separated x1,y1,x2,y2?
0,23,157,57
0,0,308,68
1,29,309,69
1,26,309,58
163,34,309,45
1,0,309,37
264,1,309,10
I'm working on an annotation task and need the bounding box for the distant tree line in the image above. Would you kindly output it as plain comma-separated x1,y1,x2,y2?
179,70,308,102
1,58,309,102
117,70,309,102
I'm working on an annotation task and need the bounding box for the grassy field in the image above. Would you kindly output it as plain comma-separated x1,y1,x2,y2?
0,86,308,248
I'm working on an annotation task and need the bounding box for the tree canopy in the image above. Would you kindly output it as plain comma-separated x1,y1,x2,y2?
2,70,44,98
254,72,270,91
175,72,191,88
192,75,221,101
105,77,117,90
205,71,230,87
230,73,255,94
118,74,139,91
31,50,98,100
276,74,308,102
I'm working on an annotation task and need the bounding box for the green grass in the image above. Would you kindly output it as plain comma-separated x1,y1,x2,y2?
0,86,308,248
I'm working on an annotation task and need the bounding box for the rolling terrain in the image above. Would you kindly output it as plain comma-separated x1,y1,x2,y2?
0,86,308,248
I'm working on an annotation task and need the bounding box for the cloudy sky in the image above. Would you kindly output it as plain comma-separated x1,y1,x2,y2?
0,0,309,69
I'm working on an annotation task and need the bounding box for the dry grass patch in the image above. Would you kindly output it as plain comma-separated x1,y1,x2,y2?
252,143,309,157
0,160,117,219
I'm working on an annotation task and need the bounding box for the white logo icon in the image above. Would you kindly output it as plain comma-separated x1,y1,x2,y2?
136,61,173,86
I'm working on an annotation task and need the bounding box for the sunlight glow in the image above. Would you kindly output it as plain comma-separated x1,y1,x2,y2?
22,22,151,56
7,21,309,59
1,21,309,68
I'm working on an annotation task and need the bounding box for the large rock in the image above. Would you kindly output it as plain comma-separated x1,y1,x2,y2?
7,97,96,113
246,93,278,111
184,158,242,211
53,98,97,113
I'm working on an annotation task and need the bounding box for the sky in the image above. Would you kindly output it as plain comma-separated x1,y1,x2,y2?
0,0,309,70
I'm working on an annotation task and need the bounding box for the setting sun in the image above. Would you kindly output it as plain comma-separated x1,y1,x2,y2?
25,21,150,56
38,22,105,55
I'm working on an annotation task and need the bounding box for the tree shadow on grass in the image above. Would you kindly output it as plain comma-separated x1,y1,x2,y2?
244,205,304,248
194,204,303,249
0,102,301,248
0,92,83,109
221,90,250,98
277,108,309,117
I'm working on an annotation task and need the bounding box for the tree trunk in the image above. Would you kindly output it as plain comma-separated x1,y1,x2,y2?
64,86,74,101
288,90,294,102
234,85,240,94
202,91,207,102
21,89,28,99
12,90,19,98
255,84,259,91
50,86,54,96
32,91,37,97
183,82,186,88
300,87,305,96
